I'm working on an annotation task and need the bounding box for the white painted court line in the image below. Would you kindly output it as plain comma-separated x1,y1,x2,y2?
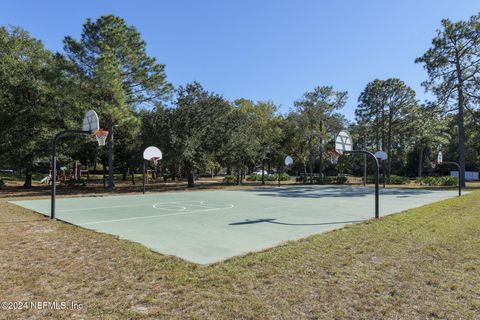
152,203,187,211
57,201,232,213
57,203,152,213
79,204,235,226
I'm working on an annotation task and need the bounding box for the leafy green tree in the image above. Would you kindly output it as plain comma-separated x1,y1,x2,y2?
63,15,172,191
257,102,283,184
356,79,417,178
410,104,451,177
140,106,177,181
171,82,231,187
216,99,258,184
293,86,347,182
0,26,83,187
415,14,480,187
112,121,142,182
236,100,281,184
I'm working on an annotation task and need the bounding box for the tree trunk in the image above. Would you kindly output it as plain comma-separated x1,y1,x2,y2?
387,109,393,179
418,144,425,178
455,57,466,188
261,159,265,185
319,121,324,177
23,160,33,188
309,156,314,184
303,162,307,183
187,166,195,188
363,153,367,186
319,143,324,178
102,162,107,187
131,168,136,185
458,98,466,187
107,122,115,191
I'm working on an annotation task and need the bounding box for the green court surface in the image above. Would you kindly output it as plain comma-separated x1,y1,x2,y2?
12,186,461,264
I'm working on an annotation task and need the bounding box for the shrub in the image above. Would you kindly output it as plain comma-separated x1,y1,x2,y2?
366,175,409,185
335,176,348,184
296,176,308,183
388,175,409,185
266,174,277,181
415,176,458,186
65,179,86,187
315,176,347,185
440,176,459,186
0,179,4,188
276,173,290,181
246,173,289,182
223,175,236,184
247,174,264,181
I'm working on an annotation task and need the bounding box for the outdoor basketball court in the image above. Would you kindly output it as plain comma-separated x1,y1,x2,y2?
12,185,461,264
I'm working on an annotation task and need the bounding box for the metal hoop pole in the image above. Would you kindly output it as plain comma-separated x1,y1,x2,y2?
438,161,462,196
344,150,380,219
51,129,91,219
382,160,386,188
143,160,146,194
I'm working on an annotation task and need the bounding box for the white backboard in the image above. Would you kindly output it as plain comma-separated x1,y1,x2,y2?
437,151,443,164
284,156,293,166
143,146,162,161
335,130,353,155
374,150,388,161
82,110,99,133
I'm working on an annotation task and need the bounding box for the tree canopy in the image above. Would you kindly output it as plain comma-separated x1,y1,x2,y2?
1,13,479,188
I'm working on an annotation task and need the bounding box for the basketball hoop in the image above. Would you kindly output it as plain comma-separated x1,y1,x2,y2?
335,130,353,155
284,156,294,166
142,146,162,194
431,160,438,169
95,130,109,146
151,157,161,166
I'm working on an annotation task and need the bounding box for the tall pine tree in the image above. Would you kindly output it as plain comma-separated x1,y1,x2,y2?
63,15,173,191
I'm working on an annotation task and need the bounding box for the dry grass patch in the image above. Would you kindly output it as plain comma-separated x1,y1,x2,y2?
0,190,479,319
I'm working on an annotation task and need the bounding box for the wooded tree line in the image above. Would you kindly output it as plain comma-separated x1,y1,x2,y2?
1,14,479,188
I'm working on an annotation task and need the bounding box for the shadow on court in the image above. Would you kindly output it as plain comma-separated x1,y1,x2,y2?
240,186,434,199
10,185,461,264
229,218,366,226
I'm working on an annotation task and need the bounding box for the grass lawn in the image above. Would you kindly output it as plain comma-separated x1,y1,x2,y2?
0,188,479,319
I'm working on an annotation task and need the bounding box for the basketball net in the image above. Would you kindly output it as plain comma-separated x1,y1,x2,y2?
95,130,109,146
151,157,160,167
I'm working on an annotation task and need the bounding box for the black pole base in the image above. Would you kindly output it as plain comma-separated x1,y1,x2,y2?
344,150,380,219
